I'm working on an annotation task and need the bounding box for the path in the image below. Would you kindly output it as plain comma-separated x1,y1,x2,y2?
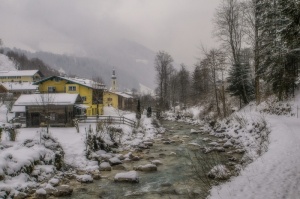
209,115,300,199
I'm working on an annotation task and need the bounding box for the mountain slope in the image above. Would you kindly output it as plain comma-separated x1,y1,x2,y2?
5,39,156,90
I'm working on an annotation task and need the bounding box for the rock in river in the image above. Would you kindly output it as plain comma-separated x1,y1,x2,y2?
114,171,139,183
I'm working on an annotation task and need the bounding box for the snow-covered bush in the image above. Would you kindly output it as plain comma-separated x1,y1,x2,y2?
207,164,231,180
259,95,293,116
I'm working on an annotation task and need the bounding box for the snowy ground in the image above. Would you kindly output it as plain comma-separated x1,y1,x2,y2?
209,115,300,199
208,95,300,199
0,104,158,198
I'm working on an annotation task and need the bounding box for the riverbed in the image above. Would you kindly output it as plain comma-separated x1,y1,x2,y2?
55,120,238,199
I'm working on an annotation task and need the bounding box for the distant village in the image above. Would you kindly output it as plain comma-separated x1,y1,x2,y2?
0,69,136,127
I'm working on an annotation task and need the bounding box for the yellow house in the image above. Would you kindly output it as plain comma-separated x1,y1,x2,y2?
103,91,135,111
0,70,43,83
34,76,106,116
103,91,119,109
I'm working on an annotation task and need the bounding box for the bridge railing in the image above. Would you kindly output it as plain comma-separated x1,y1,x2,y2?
75,115,136,127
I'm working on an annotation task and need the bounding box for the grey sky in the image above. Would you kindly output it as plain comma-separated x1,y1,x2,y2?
0,0,220,66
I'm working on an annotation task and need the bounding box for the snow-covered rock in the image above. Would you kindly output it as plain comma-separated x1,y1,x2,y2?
109,157,122,165
114,171,139,183
35,188,47,199
151,160,163,166
99,162,112,171
134,164,157,172
48,178,60,187
75,174,93,183
207,164,230,180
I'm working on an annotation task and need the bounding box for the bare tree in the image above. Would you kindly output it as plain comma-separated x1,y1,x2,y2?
202,48,226,117
214,0,245,65
36,94,55,134
154,51,174,110
242,0,262,104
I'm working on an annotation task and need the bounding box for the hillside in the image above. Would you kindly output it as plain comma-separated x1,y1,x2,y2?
4,39,157,90
0,54,16,71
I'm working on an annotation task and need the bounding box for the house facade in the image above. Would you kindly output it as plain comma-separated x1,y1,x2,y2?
12,93,82,127
0,70,43,83
103,91,135,111
34,76,106,116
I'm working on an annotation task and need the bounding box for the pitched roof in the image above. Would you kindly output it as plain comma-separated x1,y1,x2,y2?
1,82,38,91
14,93,80,106
34,76,106,89
0,70,40,77
107,91,134,99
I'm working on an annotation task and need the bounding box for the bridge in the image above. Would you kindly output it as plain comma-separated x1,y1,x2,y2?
75,115,136,127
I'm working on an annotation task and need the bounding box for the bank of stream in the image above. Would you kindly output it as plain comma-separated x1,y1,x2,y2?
56,120,242,199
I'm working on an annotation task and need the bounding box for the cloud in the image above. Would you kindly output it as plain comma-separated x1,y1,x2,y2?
0,0,220,65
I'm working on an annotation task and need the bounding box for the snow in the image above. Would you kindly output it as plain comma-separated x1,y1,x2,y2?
139,83,155,96
14,93,79,106
1,82,38,91
209,115,300,199
0,54,16,71
36,188,46,194
75,174,93,183
114,171,139,182
36,76,106,90
208,94,300,199
49,127,91,169
0,70,39,77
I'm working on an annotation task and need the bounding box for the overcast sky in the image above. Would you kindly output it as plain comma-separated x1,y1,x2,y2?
0,0,220,66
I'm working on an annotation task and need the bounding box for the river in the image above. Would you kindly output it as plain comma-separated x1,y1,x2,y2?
56,120,237,199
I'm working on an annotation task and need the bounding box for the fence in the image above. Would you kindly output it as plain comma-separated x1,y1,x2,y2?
75,115,136,127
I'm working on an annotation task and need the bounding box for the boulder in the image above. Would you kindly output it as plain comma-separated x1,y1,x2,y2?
35,188,47,199
48,178,60,187
143,141,153,146
134,164,157,172
76,174,93,183
14,192,27,199
151,160,163,166
52,185,73,197
109,157,122,165
207,165,230,180
114,171,139,183
113,164,127,170
99,162,112,171
190,129,200,134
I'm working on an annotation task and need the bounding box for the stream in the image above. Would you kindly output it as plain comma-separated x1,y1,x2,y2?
56,120,238,199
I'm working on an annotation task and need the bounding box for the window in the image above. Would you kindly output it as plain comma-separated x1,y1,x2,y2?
68,86,76,91
48,86,56,93
81,96,86,101
108,97,112,101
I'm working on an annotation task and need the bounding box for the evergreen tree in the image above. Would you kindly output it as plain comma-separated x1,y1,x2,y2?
258,0,292,99
136,99,141,119
279,0,300,49
227,51,254,105
177,64,190,106
192,64,203,99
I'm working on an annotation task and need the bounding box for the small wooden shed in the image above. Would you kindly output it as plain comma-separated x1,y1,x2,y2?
13,93,83,127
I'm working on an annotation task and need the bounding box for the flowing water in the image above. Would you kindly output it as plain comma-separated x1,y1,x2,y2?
57,120,235,199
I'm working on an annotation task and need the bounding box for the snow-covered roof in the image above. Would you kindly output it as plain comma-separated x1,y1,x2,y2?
14,93,80,106
35,76,106,89
1,82,38,91
0,70,40,77
11,106,25,112
114,92,134,99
